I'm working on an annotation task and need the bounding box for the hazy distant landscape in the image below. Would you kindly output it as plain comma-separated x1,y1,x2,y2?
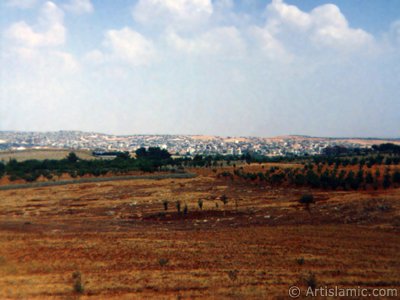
1,130,399,158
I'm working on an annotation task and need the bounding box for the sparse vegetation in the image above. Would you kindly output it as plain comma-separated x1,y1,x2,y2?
393,170,400,185
159,258,169,267
163,200,169,211
304,272,317,290
198,199,203,210
176,200,181,214
299,194,315,210
220,194,228,205
72,271,84,294
383,170,392,189
227,270,239,282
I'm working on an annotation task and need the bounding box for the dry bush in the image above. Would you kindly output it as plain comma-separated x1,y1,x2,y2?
72,271,84,294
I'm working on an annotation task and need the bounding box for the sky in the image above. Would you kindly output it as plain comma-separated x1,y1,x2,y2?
0,0,399,138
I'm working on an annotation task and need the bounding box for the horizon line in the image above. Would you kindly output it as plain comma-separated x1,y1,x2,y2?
1,130,399,141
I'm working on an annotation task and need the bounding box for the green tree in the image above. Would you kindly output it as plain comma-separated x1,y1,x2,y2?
198,199,203,210
220,194,228,206
365,171,374,184
383,171,391,189
0,162,5,178
299,194,315,210
163,200,168,211
176,201,181,214
67,152,79,163
392,170,400,185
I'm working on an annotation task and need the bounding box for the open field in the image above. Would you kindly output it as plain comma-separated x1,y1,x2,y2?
0,173,196,191
0,149,94,162
0,166,399,299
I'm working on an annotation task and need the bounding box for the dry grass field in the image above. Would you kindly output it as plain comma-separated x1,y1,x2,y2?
0,149,94,162
0,164,399,299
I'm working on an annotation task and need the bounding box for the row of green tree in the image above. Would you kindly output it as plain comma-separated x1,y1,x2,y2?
322,143,400,156
0,147,175,182
311,154,400,168
182,143,400,167
227,166,400,190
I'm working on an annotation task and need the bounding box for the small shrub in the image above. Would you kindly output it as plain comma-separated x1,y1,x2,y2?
377,202,391,212
296,257,305,265
176,201,181,213
227,270,239,281
373,181,379,190
72,271,84,294
383,172,391,189
299,194,314,210
393,170,400,184
163,200,168,211
157,212,166,218
198,199,203,210
220,194,228,205
159,258,169,267
304,272,317,290
183,203,188,215
9,175,18,181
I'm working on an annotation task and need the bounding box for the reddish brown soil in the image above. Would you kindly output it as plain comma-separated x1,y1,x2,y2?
0,166,399,299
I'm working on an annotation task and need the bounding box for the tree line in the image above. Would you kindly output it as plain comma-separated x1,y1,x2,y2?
1,142,399,183
0,147,175,182
180,143,400,167
226,164,400,190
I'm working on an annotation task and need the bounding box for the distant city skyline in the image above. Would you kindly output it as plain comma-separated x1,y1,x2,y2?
1,129,399,140
1,0,400,138
2,130,399,157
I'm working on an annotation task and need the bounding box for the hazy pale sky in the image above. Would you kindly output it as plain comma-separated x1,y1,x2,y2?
1,0,399,137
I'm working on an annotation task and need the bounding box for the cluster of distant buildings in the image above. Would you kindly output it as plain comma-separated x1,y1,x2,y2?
0,131,396,157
